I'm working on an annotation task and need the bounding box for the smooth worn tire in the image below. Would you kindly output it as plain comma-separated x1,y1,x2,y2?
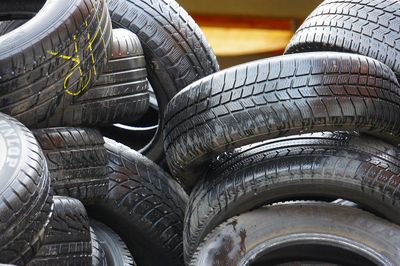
33,127,109,201
163,52,400,189
184,132,400,262
28,196,92,265
285,0,400,80
66,28,149,126
91,220,135,266
86,138,188,266
190,203,400,266
0,112,52,264
0,0,112,127
107,0,219,163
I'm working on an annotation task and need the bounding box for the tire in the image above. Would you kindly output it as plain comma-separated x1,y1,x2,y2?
107,0,219,163
163,52,400,189
86,138,188,266
64,28,149,126
0,20,27,35
28,196,92,266
91,220,135,266
33,127,109,201
184,132,400,262
190,203,400,265
90,227,107,266
285,0,400,80
0,0,112,128
0,113,52,264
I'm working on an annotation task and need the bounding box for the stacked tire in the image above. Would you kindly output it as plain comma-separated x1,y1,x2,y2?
162,0,400,264
0,0,217,265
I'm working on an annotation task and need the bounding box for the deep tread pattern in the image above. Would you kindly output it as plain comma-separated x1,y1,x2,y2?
285,0,400,79
0,20,27,36
190,203,400,265
64,28,149,126
184,132,400,262
163,52,400,189
28,196,92,266
0,0,112,127
91,220,135,266
86,138,188,266
33,127,109,201
90,227,107,266
107,0,219,163
0,113,52,264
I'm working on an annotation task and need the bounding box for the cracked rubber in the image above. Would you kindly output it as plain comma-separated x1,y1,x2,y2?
0,0,112,128
163,52,400,190
285,0,400,80
33,127,109,201
0,113,52,264
64,28,149,126
86,138,188,266
184,132,400,262
190,203,400,265
107,0,219,163
91,220,135,266
28,196,92,266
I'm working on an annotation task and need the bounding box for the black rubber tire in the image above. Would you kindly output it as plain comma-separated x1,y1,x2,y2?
0,0,112,128
86,138,188,266
0,20,27,35
285,0,400,80
65,28,149,126
33,127,109,201
91,220,135,266
183,132,400,262
107,0,219,163
190,203,400,266
90,227,107,266
27,196,92,266
164,52,400,190
0,112,52,264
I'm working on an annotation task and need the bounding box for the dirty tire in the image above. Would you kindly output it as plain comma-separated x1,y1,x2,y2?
33,127,109,201
64,28,149,126
90,227,107,266
86,138,188,266
0,20,27,35
91,220,135,266
0,0,112,127
184,132,400,262
28,196,92,266
285,0,400,80
190,203,400,265
0,113,52,264
107,0,219,163
164,52,400,189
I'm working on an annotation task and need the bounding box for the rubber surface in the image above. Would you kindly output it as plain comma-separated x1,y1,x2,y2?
164,52,400,189
0,20,27,35
91,220,135,266
107,0,219,163
285,0,400,80
184,132,400,262
86,138,188,266
190,203,400,265
33,127,109,201
0,0,112,127
65,28,149,126
0,113,52,264
90,227,107,266
27,196,92,266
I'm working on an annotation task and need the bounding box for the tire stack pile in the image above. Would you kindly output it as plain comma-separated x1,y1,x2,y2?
162,0,400,265
0,0,217,265
1,0,400,265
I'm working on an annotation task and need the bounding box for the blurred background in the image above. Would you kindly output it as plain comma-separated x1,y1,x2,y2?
178,0,322,68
